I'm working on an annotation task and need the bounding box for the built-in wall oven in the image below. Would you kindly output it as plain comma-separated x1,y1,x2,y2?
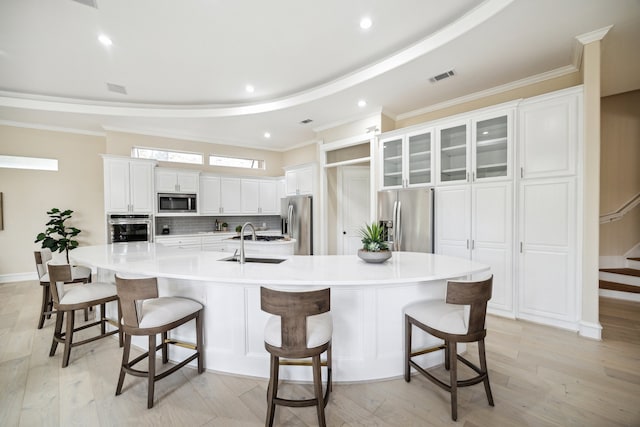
107,214,153,243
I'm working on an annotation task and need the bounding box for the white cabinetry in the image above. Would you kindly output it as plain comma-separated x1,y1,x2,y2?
202,234,234,252
220,177,242,214
285,166,313,195
241,179,279,214
103,157,155,214
516,87,582,329
379,128,433,189
436,110,512,185
155,169,199,193
200,175,242,214
155,235,201,250
435,182,513,315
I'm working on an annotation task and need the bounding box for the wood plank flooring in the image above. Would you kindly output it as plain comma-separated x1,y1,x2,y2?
1,280,639,426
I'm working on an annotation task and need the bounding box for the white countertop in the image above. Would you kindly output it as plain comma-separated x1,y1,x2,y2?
72,243,490,286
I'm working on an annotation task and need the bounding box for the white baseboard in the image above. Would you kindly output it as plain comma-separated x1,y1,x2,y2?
579,321,602,340
599,289,640,302
0,272,37,283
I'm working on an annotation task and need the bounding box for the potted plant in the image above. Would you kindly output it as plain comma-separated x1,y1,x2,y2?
34,208,82,263
235,225,243,234
221,222,228,232
357,222,392,263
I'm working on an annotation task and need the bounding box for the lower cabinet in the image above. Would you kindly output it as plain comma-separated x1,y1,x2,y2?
517,177,577,328
435,182,514,316
154,236,201,250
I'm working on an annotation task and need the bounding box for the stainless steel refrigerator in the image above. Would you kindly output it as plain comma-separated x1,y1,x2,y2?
281,195,313,255
377,188,434,252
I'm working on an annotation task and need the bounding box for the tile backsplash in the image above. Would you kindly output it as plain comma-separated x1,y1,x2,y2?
155,215,281,235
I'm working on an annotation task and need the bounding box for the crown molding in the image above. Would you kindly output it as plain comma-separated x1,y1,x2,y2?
396,64,578,121
576,25,613,45
0,119,105,137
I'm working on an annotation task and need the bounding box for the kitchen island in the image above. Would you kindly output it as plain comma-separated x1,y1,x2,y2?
72,243,489,382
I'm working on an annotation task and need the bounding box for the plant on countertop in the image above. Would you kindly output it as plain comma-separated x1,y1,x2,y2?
359,222,388,252
222,222,228,231
235,225,243,233
34,208,82,263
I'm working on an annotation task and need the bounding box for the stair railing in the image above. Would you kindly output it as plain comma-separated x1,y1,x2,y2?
600,192,640,223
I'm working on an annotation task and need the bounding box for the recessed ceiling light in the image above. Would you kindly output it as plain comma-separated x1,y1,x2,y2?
264,132,271,139
360,17,372,30
245,84,255,93
98,34,113,46
358,100,367,108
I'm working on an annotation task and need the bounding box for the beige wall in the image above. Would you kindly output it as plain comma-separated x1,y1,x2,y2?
600,89,640,256
0,125,106,276
317,115,380,143
281,143,317,169
396,72,582,129
106,131,285,177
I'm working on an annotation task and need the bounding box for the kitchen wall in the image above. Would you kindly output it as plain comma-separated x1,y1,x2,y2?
600,89,640,258
0,125,106,278
155,215,281,236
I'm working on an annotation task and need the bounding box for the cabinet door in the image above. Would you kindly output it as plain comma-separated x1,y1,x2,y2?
473,113,510,182
220,177,242,214
296,167,313,195
406,130,433,187
380,137,404,188
177,172,199,193
129,162,154,213
241,179,260,214
285,170,298,196
155,170,177,193
438,121,469,184
435,185,471,259
472,182,513,314
259,180,279,214
518,178,576,325
518,91,580,179
200,176,221,214
104,159,131,213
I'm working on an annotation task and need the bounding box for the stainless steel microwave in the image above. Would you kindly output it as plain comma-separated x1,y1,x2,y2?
157,193,197,213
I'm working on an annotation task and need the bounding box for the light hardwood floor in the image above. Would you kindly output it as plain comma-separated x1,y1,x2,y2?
1,280,639,426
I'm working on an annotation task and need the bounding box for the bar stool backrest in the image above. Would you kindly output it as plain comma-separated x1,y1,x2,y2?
445,277,493,335
34,248,53,280
47,263,73,304
260,287,330,351
115,276,159,328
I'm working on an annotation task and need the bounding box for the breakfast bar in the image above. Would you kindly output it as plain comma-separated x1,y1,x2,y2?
71,243,490,382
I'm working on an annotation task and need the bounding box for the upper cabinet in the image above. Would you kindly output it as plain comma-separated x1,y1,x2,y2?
518,88,581,179
103,157,155,214
436,109,513,185
380,128,434,189
155,168,199,193
201,175,279,215
241,179,279,214
285,165,313,196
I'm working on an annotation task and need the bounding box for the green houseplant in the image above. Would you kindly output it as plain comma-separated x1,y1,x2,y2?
34,208,82,263
235,224,243,234
358,222,391,263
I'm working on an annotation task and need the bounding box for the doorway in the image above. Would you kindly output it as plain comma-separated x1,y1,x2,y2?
337,166,370,255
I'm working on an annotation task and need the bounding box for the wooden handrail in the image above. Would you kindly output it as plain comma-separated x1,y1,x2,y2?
600,192,640,223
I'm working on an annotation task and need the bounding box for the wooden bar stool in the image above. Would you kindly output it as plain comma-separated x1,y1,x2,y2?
47,263,122,367
114,275,204,409
261,286,333,427
34,248,92,329
404,275,494,421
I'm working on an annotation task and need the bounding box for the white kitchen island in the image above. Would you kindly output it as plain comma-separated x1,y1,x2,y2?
71,243,489,382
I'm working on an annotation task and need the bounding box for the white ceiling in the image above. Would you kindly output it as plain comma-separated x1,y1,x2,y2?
0,0,639,151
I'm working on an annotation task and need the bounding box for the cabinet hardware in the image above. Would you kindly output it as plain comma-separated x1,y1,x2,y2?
472,171,475,182
466,239,469,250
471,240,475,250
520,242,523,253
520,167,524,179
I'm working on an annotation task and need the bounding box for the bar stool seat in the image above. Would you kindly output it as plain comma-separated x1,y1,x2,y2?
261,286,333,427
404,275,494,421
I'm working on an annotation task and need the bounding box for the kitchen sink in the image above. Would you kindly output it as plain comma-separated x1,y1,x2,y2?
220,256,287,264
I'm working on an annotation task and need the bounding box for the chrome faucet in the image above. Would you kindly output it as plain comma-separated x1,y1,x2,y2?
239,222,257,264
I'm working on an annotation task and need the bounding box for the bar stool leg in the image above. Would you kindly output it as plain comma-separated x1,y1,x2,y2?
449,340,458,421
479,339,494,406
266,354,279,427
62,310,75,368
38,285,49,329
50,309,64,356
404,316,411,382
148,334,156,409
116,334,131,396
196,312,204,373
313,354,326,427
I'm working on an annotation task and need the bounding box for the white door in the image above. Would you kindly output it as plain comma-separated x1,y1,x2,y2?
338,167,370,255
434,185,471,259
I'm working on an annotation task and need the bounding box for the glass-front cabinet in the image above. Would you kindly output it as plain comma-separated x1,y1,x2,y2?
436,110,512,185
380,128,433,189
473,114,509,180
438,122,469,184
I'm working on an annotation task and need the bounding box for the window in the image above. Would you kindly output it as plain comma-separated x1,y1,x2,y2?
131,147,203,165
0,155,58,171
209,154,265,170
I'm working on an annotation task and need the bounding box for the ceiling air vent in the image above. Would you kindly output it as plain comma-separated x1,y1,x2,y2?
71,0,98,8
106,83,127,95
429,69,455,83
299,119,313,125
